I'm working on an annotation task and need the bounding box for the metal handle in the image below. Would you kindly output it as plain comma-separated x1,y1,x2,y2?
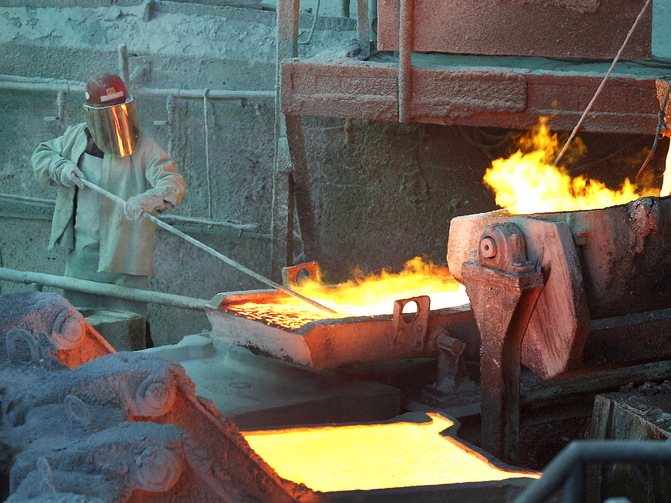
79,179,339,315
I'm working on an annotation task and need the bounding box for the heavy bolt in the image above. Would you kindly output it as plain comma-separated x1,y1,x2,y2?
480,236,497,258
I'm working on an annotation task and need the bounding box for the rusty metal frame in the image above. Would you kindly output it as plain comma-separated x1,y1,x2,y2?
206,289,476,370
515,441,671,503
398,0,413,122
461,222,544,464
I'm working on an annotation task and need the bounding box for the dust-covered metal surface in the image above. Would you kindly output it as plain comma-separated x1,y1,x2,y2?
206,290,477,371
280,58,669,134
461,222,544,464
449,196,671,319
448,196,671,379
0,291,115,368
376,0,652,60
0,291,323,503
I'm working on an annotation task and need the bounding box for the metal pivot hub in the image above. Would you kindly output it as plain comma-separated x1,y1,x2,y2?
461,222,544,464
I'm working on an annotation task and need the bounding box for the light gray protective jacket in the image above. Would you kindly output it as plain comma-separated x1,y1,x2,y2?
32,122,186,276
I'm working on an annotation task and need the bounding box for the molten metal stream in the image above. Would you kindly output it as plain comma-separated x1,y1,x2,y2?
242,413,540,492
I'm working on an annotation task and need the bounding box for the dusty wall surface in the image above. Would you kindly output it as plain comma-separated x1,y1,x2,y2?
0,3,285,345
0,1,667,346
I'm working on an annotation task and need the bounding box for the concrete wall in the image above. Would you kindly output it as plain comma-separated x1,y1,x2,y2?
0,1,666,346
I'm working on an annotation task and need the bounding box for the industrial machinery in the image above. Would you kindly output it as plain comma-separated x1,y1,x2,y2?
448,195,671,463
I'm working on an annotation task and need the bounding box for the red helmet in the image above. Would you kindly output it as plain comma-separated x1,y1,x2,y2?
85,73,129,107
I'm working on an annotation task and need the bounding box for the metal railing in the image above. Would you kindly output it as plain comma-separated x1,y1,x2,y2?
515,440,671,503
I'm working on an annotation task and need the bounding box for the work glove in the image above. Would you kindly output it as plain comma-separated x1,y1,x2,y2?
58,162,86,189
124,189,166,221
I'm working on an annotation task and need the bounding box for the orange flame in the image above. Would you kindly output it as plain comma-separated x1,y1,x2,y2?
484,118,658,214
242,412,539,492
226,257,469,329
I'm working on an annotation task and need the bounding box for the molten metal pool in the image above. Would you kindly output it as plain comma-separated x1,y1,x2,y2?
225,257,469,330
242,412,539,493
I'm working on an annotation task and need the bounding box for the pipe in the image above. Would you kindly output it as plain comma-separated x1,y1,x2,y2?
203,89,213,219
515,441,671,503
118,44,130,85
398,0,413,122
0,75,274,102
0,192,259,230
166,94,176,156
0,192,54,206
0,267,209,311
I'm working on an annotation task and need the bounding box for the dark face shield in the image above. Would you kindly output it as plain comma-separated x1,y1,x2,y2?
84,97,140,158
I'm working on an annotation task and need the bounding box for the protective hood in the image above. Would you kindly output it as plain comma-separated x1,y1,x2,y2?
84,96,140,158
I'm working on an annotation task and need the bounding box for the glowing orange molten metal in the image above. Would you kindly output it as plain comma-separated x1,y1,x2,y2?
242,413,540,492
225,257,469,329
484,118,658,214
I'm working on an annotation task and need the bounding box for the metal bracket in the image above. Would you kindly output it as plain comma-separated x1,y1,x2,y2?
462,221,544,464
390,295,430,357
434,327,473,393
282,261,321,287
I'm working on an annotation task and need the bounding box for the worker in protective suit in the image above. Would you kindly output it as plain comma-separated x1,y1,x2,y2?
32,73,186,315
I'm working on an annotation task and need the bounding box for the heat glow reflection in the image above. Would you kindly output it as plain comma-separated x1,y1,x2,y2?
242,413,540,492
225,257,470,329
111,104,131,157
484,118,658,214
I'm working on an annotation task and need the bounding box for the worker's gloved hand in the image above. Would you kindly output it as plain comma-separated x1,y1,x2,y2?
58,162,86,189
124,190,166,220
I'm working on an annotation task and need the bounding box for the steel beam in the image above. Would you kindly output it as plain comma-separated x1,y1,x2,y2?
281,59,671,134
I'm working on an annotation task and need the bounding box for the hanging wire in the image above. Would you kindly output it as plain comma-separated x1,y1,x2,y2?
553,0,652,167
203,89,213,219
567,135,648,176
635,79,671,179
299,0,321,45
458,126,510,159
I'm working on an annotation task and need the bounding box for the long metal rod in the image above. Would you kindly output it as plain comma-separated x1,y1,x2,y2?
160,214,258,231
553,0,652,166
80,179,339,315
0,266,208,311
515,440,671,503
397,0,413,122
0,191,259,231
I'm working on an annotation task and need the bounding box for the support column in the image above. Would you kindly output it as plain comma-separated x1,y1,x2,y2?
461,222,544,464
285,114,320,262
271,0,300,281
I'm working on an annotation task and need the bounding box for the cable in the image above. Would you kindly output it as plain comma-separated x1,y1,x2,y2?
299,0,321,45
635,79,671,179
567,135,648,176
553,0,652,167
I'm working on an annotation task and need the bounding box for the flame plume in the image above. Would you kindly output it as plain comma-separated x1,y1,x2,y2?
483,118,658,214
226,257,469,329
